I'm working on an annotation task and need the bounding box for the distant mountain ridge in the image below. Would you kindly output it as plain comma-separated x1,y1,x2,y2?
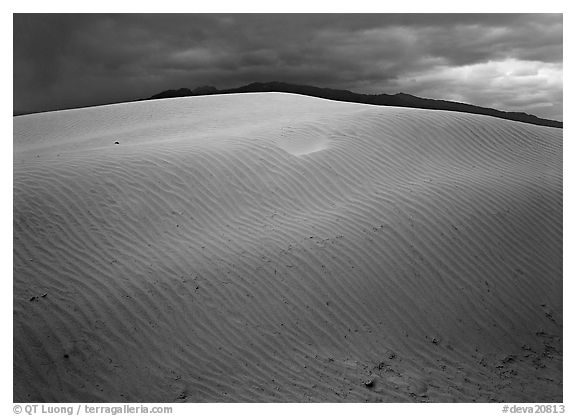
149,81,562,129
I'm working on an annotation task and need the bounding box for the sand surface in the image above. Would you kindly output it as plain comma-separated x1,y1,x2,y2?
13,93,562,402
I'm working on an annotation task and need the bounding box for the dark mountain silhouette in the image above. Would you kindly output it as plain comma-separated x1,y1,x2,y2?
149,81,562,129
191,85,219,95
149,85,218,100
148,87,194,100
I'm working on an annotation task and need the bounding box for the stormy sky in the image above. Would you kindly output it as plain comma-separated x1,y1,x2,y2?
13,13,563,120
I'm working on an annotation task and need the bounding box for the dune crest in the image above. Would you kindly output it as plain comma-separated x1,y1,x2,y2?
13,93,562,402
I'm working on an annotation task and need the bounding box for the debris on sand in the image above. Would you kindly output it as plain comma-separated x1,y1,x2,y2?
29,293,47,302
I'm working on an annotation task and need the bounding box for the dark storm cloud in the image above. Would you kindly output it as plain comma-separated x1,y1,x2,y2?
14,13,562,120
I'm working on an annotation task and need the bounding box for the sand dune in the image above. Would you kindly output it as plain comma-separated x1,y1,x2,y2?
13,93,562,402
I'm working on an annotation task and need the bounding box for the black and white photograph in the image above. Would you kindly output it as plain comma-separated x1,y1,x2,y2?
11,10,564,409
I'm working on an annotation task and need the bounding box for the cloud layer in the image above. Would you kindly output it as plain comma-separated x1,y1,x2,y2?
14,14,563,120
